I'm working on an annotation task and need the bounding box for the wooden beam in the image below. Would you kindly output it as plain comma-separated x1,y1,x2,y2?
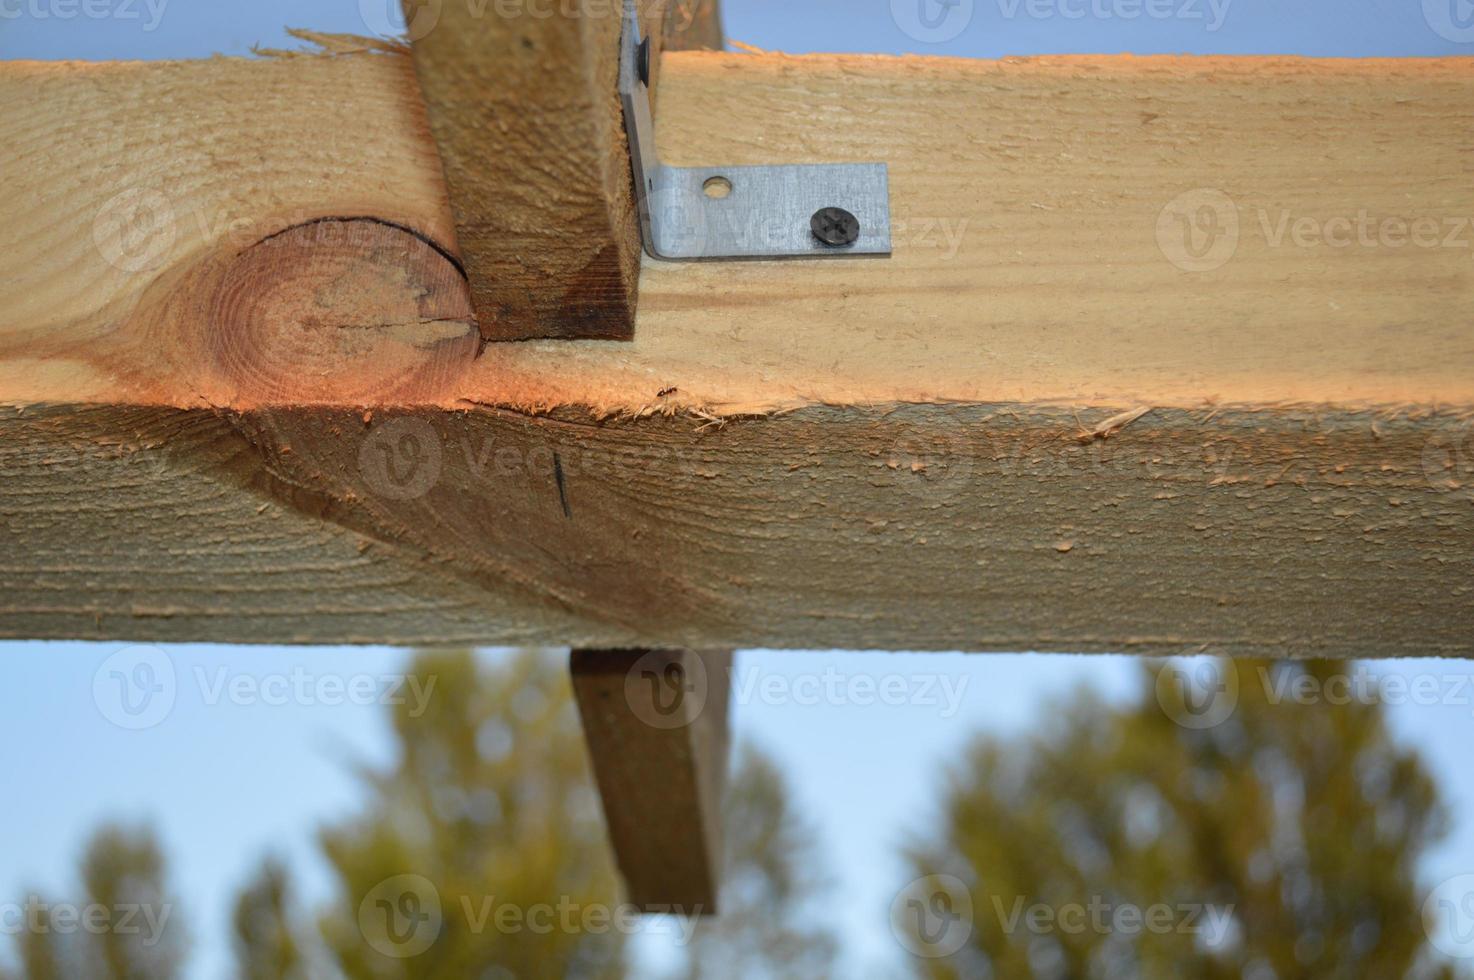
1,51,1472,654
402,0,720,342
570,649,731,911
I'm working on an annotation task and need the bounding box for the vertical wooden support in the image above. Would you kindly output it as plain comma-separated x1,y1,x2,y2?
661,0,724,52
402,0,722,341
570,649,732,913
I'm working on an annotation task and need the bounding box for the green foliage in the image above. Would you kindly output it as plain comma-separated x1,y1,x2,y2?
1,824,185,980
315,649,626,980
902,658,1460,980
231,649,837,980
2,903,67,980
5,652,1466,980
678,741,837,980
232,858,307,980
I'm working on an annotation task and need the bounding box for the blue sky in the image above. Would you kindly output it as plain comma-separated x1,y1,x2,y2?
10,647,1474,976
3,0,1471,58
4,1,1473,977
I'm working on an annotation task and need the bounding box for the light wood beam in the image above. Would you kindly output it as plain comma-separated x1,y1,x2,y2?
1,51,1471,654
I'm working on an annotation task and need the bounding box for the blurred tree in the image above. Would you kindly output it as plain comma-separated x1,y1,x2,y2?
677,741,838,980
227,649,837,980
232,858,308,980
79,825,185,979
900,658,1459,979
0,824,185,980
314,649,626,979
0,902,65,980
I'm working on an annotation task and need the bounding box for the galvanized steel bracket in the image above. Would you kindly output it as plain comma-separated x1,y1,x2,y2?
618,3,892,261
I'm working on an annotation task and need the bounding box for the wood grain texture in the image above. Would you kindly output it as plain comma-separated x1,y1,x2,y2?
1,50,1472,654
571,649,730,911
403,0,716,341
660,0,722,50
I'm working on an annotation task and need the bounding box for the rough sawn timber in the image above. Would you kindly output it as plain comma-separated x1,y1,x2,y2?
571,648,731,912
1,50,1471,655
402,0,722,341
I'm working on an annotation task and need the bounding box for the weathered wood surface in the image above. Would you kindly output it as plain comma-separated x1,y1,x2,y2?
571,649,731,911
1,51,1471,654
403,0,721,342
660,0,722,51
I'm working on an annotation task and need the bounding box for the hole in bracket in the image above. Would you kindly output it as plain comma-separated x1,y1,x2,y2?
619,4,889,260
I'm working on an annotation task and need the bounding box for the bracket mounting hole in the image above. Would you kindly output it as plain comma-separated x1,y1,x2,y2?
702,176,733,200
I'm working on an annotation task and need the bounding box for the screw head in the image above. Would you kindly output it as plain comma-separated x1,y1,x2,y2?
637,38,651,86
810,207,860,248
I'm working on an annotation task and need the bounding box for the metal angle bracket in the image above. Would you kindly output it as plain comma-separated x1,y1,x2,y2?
618,4,891,261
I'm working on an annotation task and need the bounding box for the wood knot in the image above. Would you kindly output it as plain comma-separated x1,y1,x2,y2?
201,218,478,405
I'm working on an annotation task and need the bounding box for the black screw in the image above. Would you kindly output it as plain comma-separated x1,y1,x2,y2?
811,206,860,248
637,38,651,86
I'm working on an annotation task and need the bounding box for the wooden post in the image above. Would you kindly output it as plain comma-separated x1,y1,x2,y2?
402,0,722,341
570,649,732,912
660,0,723,51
